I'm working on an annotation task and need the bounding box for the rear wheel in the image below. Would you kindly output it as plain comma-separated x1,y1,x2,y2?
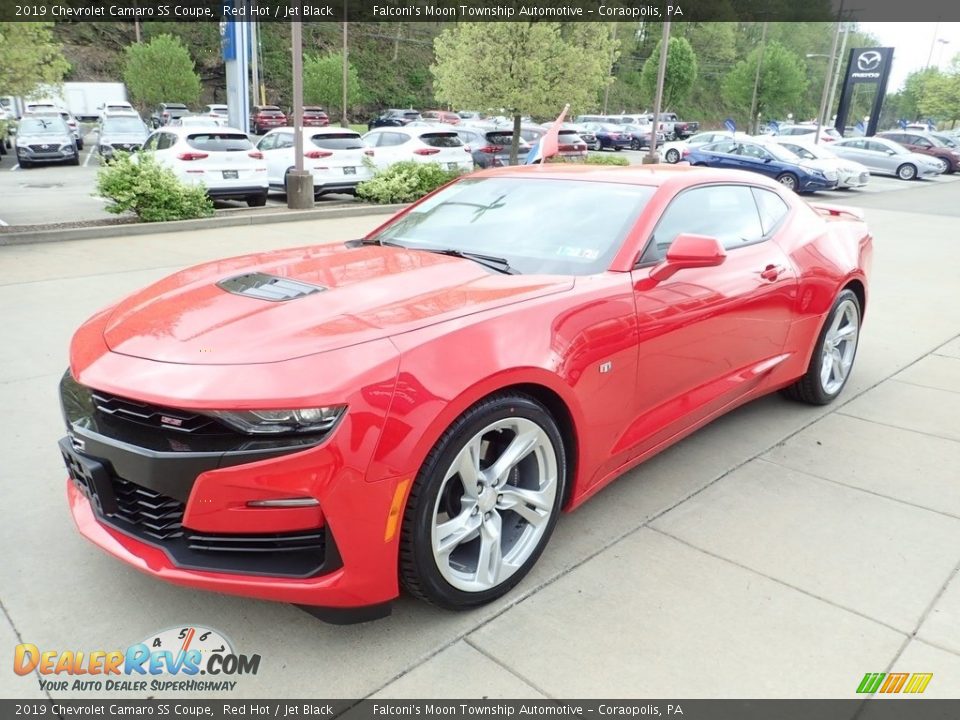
630,139,640,151
399,394,566,610
896,163,917,181
76,139,84,150
776,172,799,191
665,148,680,164
246,192,267,207
614,145,622,152
782,289,861,405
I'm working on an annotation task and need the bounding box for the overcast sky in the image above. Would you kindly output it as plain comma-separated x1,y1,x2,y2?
859,22,960,90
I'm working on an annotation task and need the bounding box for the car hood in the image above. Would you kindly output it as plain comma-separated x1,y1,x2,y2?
17,133,71,145
908,152,944,168
101,132,147,143
103,243,573,365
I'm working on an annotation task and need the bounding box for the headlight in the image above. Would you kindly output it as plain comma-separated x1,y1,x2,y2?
60,143,74,153
208,406,346,435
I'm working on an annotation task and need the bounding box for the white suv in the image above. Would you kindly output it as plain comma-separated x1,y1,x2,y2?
257,127,375,197
362,126,474,172
140,126,268,206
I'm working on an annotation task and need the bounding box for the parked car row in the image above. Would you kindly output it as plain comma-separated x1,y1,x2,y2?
661,125,955,192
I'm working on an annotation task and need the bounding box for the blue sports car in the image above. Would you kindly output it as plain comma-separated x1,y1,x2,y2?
686,138,839,192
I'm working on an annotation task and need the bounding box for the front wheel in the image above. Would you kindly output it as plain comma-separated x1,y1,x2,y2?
776,172,799,191
665,148,680,164
782,289,861,405
246,192,267,207
399,394,566,610
896,163,917,181
630,139,640,151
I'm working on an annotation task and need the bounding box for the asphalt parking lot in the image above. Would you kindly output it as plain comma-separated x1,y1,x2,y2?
0,126,355,227
1,176,959,702
4,126,958,227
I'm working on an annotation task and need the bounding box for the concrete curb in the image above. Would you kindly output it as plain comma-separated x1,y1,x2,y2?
0,203,408,247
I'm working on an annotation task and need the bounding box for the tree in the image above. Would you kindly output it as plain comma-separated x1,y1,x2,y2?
303,53,362,120
0,22,70,98
640,36,698,110
917,60,960,127
432,22,618,163
722,41,808,127
123,34,201,111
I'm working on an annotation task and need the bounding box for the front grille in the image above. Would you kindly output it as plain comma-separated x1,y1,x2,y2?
29,143,59,152
90,390,224,435
112,477,185,541
186,530,325,554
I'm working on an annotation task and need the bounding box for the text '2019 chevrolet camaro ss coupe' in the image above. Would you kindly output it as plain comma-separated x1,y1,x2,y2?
60,164,871,620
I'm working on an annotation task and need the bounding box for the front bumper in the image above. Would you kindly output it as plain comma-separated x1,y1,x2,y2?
59,345,407,609
799,175,838,192
17,145,76,162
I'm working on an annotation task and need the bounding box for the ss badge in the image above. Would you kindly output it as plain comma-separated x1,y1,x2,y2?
599,361,612,374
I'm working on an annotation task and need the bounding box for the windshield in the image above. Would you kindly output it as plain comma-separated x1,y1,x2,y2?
103,118,147,134
19,117,68,134
368,177,655,275
310,132,363,150
186,133,253,151
762,142,800,162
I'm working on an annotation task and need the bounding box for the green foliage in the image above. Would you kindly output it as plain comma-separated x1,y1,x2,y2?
0,22,70,97
96,152,214,223
641,36,699,110
722,41,808,127
433,23,618,118
583,154,630,166
123,34,201,111
356,161,462,204
432,22,618,163
303,53,362,120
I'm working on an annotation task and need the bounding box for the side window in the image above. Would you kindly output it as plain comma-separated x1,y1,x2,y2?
142,133,159,151
739,143,769,160
257,134,277,151
155,133,175,150
379,132,407,147
709,140,738,154
845,139,866,150
865,141,889,153
274,133,295,150
639,185,764,264
752,188,790,236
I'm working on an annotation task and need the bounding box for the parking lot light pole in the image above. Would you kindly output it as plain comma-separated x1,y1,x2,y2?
287,10,314,209
644,21,671,164
814,21,842,145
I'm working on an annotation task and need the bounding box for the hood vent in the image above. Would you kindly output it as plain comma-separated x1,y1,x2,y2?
217,273,326,302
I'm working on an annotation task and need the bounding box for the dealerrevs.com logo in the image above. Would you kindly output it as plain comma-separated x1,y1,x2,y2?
14,625,261,693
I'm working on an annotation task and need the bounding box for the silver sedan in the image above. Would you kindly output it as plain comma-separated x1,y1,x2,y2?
831,136,943,181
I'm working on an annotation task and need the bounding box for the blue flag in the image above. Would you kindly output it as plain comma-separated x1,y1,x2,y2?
724,118,736,133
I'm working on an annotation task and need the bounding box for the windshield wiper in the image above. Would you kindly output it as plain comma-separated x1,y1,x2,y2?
426,248,518,275
360,239,518,274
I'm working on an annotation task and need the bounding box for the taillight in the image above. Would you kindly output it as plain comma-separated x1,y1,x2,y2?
177,152,208,161
682,149,690,158
364,149,375,156
304,150,333,159
823,137,835,142
479,145,502,154
414,148,440,155
559,144,574,151
464,146,471,152
163,112,170,118
248,150,264,159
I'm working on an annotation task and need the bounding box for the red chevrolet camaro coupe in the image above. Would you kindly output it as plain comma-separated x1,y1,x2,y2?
60,164,871,621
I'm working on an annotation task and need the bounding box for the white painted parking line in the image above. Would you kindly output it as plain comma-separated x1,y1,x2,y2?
9,163,18,171
83,146,96,167
0,217,8,226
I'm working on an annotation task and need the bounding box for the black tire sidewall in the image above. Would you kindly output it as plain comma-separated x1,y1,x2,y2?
401,394,567,609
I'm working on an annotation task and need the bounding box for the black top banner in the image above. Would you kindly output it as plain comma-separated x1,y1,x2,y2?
1,0,959,23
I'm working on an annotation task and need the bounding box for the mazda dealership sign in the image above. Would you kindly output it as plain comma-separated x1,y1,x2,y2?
835,47,894,137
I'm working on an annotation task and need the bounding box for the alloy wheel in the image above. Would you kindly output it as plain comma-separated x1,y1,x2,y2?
430,417,558,593
820,298,859,395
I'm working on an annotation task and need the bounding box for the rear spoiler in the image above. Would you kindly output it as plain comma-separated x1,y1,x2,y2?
809,203,865,221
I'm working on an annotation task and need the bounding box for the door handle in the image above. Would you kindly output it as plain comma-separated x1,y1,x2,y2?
760,264,784,281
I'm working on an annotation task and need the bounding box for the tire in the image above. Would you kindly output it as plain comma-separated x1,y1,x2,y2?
933,158,949,174
630,139,640,151
896,163,917,181
399,393,567,610
782,289,861,405
665,148,680,164
68,155,80,166
614,145,622,152
18,159,31,169
776,172,799,191
283,168,294,196
77,139,84,150
246,193,267,207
